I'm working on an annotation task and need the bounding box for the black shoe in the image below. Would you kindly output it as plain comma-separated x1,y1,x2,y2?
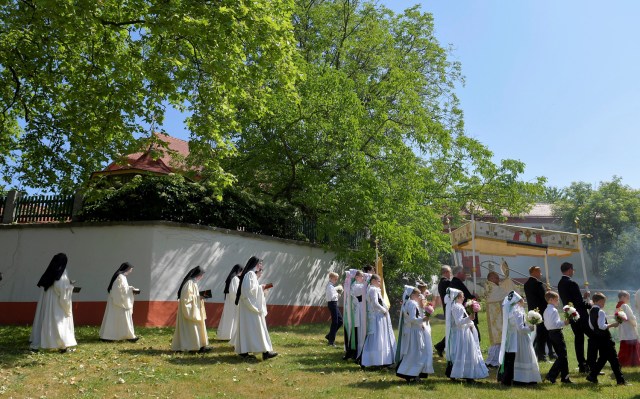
263,351,278,360
538,356,548,362
617,380,631,386
239,353,255,358
198,346,212,353
465,378,476,383
58,348,68,354
560,378,573,384
545,375,556,384
100,338,114,342
436,347,444,358
549,353,558,360
127,337,140,343
585,375,598,384
578,366,589,374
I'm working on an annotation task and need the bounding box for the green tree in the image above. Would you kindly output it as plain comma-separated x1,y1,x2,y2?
554,177,640,276
0,0,297,192
535,185,566,203
225,0,545,275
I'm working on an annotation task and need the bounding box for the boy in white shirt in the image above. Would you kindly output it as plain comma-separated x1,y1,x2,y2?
543,291,572,384
325,272,343,346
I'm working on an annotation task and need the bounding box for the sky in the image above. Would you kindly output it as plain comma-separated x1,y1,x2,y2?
160,0,640,190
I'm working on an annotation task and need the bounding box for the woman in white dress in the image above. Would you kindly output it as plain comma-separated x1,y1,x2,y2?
445,287,488,381
217,264,242,341
100,262,138,342
498,291,541,385
171,266,211,353
360,274,396,367
396,286,432,381
30,253,77,352
233,256,278,360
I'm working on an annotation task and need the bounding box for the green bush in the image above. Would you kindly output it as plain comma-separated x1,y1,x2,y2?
80,174,315,241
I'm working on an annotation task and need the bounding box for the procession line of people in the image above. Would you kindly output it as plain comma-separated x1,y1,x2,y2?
29,254,277,360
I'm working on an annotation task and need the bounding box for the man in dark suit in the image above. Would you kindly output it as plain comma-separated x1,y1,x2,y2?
558,261,594,373
524,266,553,361
434,265,451,357
450,265,480,342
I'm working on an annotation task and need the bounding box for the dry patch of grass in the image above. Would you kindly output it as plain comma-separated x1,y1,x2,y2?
0,321,638,398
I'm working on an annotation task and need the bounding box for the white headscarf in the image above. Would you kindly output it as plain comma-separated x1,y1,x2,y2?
498,290,522,364
400,285,416,323
444,287,463,361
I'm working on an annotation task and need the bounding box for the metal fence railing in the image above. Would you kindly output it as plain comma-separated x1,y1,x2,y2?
13,194,74,223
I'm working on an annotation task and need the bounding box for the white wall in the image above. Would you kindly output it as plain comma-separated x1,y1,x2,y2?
0,222,340,306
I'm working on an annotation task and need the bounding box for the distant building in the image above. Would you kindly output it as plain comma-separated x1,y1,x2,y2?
90,132,198,182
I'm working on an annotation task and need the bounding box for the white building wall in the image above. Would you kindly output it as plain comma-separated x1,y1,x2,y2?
0,222,340,326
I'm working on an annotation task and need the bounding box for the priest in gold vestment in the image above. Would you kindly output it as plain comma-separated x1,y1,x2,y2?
485,271,509,367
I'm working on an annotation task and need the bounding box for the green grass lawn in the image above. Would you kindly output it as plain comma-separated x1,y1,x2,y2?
1,320,638,398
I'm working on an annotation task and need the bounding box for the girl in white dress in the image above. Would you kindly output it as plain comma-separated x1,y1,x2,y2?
498,291,541,385
171,266,210,353
100,262,138,342
30,253,77,352
445,287,488,381
217,264,242,341
360,274,396,367
396,287,432,381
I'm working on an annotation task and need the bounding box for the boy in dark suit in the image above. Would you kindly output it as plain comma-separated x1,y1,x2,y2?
586,292,628,385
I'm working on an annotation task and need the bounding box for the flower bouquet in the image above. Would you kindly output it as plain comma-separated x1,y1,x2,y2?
423,302,435,318
562,302,580,322
614,309,628,323
465,299,481,314
526,309,543,325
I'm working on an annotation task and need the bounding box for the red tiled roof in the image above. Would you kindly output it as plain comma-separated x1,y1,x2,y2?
96,132,191,176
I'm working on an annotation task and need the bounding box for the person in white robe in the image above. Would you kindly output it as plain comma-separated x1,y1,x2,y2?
360,274,396,367
217,264,242,341
445,287,489,381
342,269,359,360
485,271,508,367
233,256,278,360
30,253,77,352
100,262,138,342
498,291,541,385
396,286,432,381
171,266,211,353
350,270,369,361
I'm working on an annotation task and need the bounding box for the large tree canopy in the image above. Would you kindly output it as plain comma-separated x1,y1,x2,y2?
0,0,296,191
2,0,545,278
554,177,640,277
225,0,545,274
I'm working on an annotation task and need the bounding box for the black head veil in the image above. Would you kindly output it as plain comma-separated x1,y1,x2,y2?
223,264,243,299
235,256,262,305
107,262,134,293
37,253,68,291
177,266,204,299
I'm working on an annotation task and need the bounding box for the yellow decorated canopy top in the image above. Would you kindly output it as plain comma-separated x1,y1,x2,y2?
450,221,582,257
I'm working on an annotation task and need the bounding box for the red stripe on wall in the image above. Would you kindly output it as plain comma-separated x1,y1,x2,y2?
0,301,332,327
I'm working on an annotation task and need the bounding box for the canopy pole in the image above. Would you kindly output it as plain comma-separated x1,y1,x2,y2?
447,218,460,268
544,248,550,289
576,218,589,289
471,214,477,293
